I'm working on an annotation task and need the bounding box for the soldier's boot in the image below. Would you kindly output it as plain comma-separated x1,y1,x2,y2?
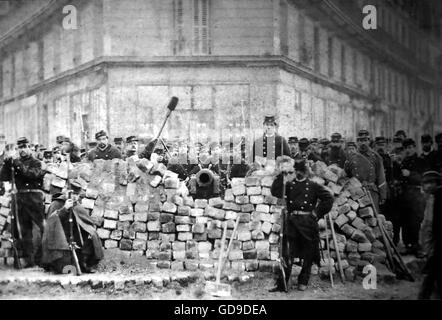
22,238,36,268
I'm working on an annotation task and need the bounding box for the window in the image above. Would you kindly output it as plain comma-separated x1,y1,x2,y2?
313,26,320,73
341,45,346,83
173,0,185,55
327,37,333,78
193,0,210,55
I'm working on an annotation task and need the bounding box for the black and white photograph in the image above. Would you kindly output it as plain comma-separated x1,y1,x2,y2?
0,0,441,304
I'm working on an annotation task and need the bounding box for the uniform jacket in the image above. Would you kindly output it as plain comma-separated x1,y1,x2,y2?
0,155,45,190
324,147,347,168
401,153,426,186
87,144,122,161
270,174,334,218
252,134,290,162
344,149,387,201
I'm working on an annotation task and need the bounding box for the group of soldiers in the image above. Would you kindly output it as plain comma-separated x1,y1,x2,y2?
0,114,441,297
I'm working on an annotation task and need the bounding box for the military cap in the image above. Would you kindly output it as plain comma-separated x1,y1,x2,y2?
17,137,29,146
70,179,83,192
422,171,441,184
347,141,357,148
395,130,407,138
126,136,138,143
95,130,107,140
392,136,403,143
56,135,65,143
421,134,433,144
263,114,277,125
294,159,308,172
39,145,47,151
358,129,370,137
87,141,98,148
288,137,298,144
319,138,330,146
331,133,342,142
310,138,318,144
436,133,442,143
114,137,124,143
375,136,386,145
402,138,416,148
51,192,66,202
298,138,310,148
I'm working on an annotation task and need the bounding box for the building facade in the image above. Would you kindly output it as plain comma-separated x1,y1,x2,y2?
0,0,441,147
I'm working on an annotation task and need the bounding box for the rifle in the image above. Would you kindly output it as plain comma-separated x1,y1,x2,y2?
363,187,414,281
323,215,334,287
65,156,82,276
10,166,22,269
328,213,346,283
277,173,288,292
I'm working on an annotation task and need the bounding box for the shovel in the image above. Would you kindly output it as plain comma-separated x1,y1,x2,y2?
205,215,241,297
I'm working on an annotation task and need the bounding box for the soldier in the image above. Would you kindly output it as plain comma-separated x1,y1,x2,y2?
420,134,437,172
319,138,330,161
296,138,322,162
270,158,334,292
418,171,442,299
61,137,81,163
400,138,426,257
373,136,393,185
324,133,346,168
252,115,290,166
388,146,406,245
87,130,122,161
0,137,47,267
41,180,104,274
125,136,139,160
395,130,407,141
288,137,299,159
345,141,358,157
114,137,124,154
55,135,65,149
344,130,387,212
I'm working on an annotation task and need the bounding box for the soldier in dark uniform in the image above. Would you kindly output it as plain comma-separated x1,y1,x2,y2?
319,138,330,161
420,134,438,172
324,133,346,168
61,137,81,163
252,115,290,166
41,180,104,274
0,134,6,195
395,130,407,141
433,133,442,174
56,135,65,149
114,137,124,154
270,158,334,292
296,138,322,162
345,141,357,157
344,130,387,211
400,138,426,257
373,136,393,185
87,130,122,161
288,137,299,159
388,146,406,245
0,137,47,267
125,136,139,160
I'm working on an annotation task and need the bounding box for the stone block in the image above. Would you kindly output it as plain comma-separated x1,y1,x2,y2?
338,204,351,215
110,230,123,240
119,214,134,222
359,206,374,218
268,233,279,244
175,216,192,224
261,221,272,234
177,206,191,216
190,208,204,217
147,212,160,221
104,240,118,249
247,186,261,196
250,196,264,204
346,211,357,221
97,228,111,239
335,214,349,227
120,239,132,251
162,222,176,233
162,202,177,214
177,232,193,241
232,185,246,196
103,219,117,230
351,217,366,230
245,176,261,186
223,202,241,211
159,213,174,223
235,195,249,204
208,197,224,208
252,230,265,240
194,199,208,208
134,212,148,222
132,239,146,251
241,204,254,213
256,204,270,213
205,206,225,220
147,221,161,232
132,221,147,233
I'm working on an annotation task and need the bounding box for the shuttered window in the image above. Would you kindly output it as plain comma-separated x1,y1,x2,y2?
193,0,210,55
173,0,184,55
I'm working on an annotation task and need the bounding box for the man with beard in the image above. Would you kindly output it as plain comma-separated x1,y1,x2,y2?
420,134,437,172
345,141,358,157
41,180,104,274
0,137,47,267
288,137,299,160
87,130,122,161
114,137,125,154
373,137,393,185
252,115,290,167
270,158,334,292
319,138,330,161
344,130,387,212
400,138,426,257
125,136,140,160
418,171,442,299
324,133,346,168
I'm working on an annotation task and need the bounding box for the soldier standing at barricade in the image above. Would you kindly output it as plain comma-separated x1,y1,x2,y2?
270,158,334,292
288,137,299,160
87,130,122,161
252,115,290,166
344,130,387,211
0,137,47,267
319,138,330,161
324,133,346,168
114,137,124,154
400,138,426,257
345,141,358,157
125,136,140,160
420,134,438,172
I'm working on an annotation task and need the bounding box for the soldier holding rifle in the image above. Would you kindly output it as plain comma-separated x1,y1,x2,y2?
0,137,46,268
270,158,334,292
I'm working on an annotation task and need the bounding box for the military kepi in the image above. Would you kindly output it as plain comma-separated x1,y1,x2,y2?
17,137,29,146
126,136,138,143
95,130,107,140
263,115,277,125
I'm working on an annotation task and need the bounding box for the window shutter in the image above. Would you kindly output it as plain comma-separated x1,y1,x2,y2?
193,0,210,55
173,0,184,54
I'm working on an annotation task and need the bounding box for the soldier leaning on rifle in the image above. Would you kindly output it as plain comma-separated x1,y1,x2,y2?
400,138,426,257
0,137,47,268
87,130,122,161
345,130,387,212
270,158,334,292
418,171,442,299
41,180,104,274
